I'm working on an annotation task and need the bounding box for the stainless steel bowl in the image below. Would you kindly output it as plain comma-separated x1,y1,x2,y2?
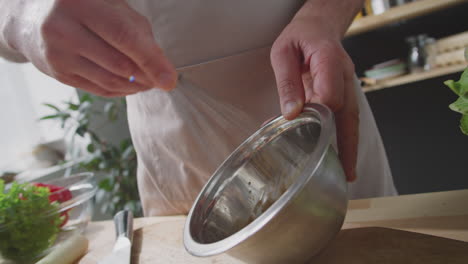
184,103,347,263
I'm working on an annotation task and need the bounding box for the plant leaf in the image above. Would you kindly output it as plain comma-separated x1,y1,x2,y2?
66,102,80,111
445,68,468,96
60,113,71,120
39,114,61,120
446,67,468,136
78,101,91,112
43,103,60,112
98,178,112,192
444,80,461,96
461,114,468,135
76,124,88,137
120,139,130,151
87,143,95,153
449,96,468,115
79,94,94,104
122,145,134,160
88,131,101,144
104,102,118,121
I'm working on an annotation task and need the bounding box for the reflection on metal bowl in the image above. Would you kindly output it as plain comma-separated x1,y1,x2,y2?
184,103,348,264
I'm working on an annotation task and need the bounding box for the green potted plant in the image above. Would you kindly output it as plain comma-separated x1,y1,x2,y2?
40,94,142,217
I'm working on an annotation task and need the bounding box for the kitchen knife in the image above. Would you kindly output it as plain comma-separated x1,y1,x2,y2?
98,210,134,264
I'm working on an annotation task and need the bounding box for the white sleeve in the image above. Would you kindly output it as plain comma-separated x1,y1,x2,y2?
0,35,28,63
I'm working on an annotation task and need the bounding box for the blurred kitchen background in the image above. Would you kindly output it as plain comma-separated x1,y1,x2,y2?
1,0,467,220
345,0,468,194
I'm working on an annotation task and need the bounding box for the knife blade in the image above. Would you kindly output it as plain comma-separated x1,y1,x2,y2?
98,210,134,264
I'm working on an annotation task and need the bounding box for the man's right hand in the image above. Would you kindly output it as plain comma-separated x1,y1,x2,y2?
1,0,177,97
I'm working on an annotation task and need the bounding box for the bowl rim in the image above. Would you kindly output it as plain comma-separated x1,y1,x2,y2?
183,103,336,256
43,172,97,213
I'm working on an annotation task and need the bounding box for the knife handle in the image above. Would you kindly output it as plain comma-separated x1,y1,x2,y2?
114,210,134,243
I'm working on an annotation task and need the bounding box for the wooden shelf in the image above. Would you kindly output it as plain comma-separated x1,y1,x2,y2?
346,0,467,37
362,63,467,93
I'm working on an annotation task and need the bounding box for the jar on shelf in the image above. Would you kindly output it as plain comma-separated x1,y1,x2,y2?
424,37,437,70
406,34,429,73
370,0,391,15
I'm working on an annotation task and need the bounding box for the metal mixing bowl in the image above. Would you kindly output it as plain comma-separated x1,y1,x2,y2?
184,103,347,264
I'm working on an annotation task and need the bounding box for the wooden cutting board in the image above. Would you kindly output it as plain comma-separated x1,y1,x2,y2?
82,219,468,264
81,190,468,263
81,217,242,264
312,227,468,264
130,219,241,264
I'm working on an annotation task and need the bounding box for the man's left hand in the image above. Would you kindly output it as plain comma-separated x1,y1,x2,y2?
270,16,359,182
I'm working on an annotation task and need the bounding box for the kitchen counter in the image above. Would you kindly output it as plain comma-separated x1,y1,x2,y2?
80,189,468,263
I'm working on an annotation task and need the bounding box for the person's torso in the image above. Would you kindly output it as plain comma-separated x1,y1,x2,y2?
125,0,397,216
125,0,308,215
127,0,305,68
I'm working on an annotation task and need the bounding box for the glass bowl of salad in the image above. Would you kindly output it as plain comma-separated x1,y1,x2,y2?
0,172,97,263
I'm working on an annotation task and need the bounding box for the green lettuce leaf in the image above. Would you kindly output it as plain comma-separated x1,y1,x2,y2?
0,180,62,262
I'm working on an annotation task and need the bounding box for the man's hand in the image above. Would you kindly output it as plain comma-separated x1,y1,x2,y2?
1,0,177,97
271,3,361,182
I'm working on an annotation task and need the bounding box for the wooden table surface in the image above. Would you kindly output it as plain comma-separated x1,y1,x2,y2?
80,189,468,263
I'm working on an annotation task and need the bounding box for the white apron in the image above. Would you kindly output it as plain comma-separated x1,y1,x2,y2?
126,0,397,216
